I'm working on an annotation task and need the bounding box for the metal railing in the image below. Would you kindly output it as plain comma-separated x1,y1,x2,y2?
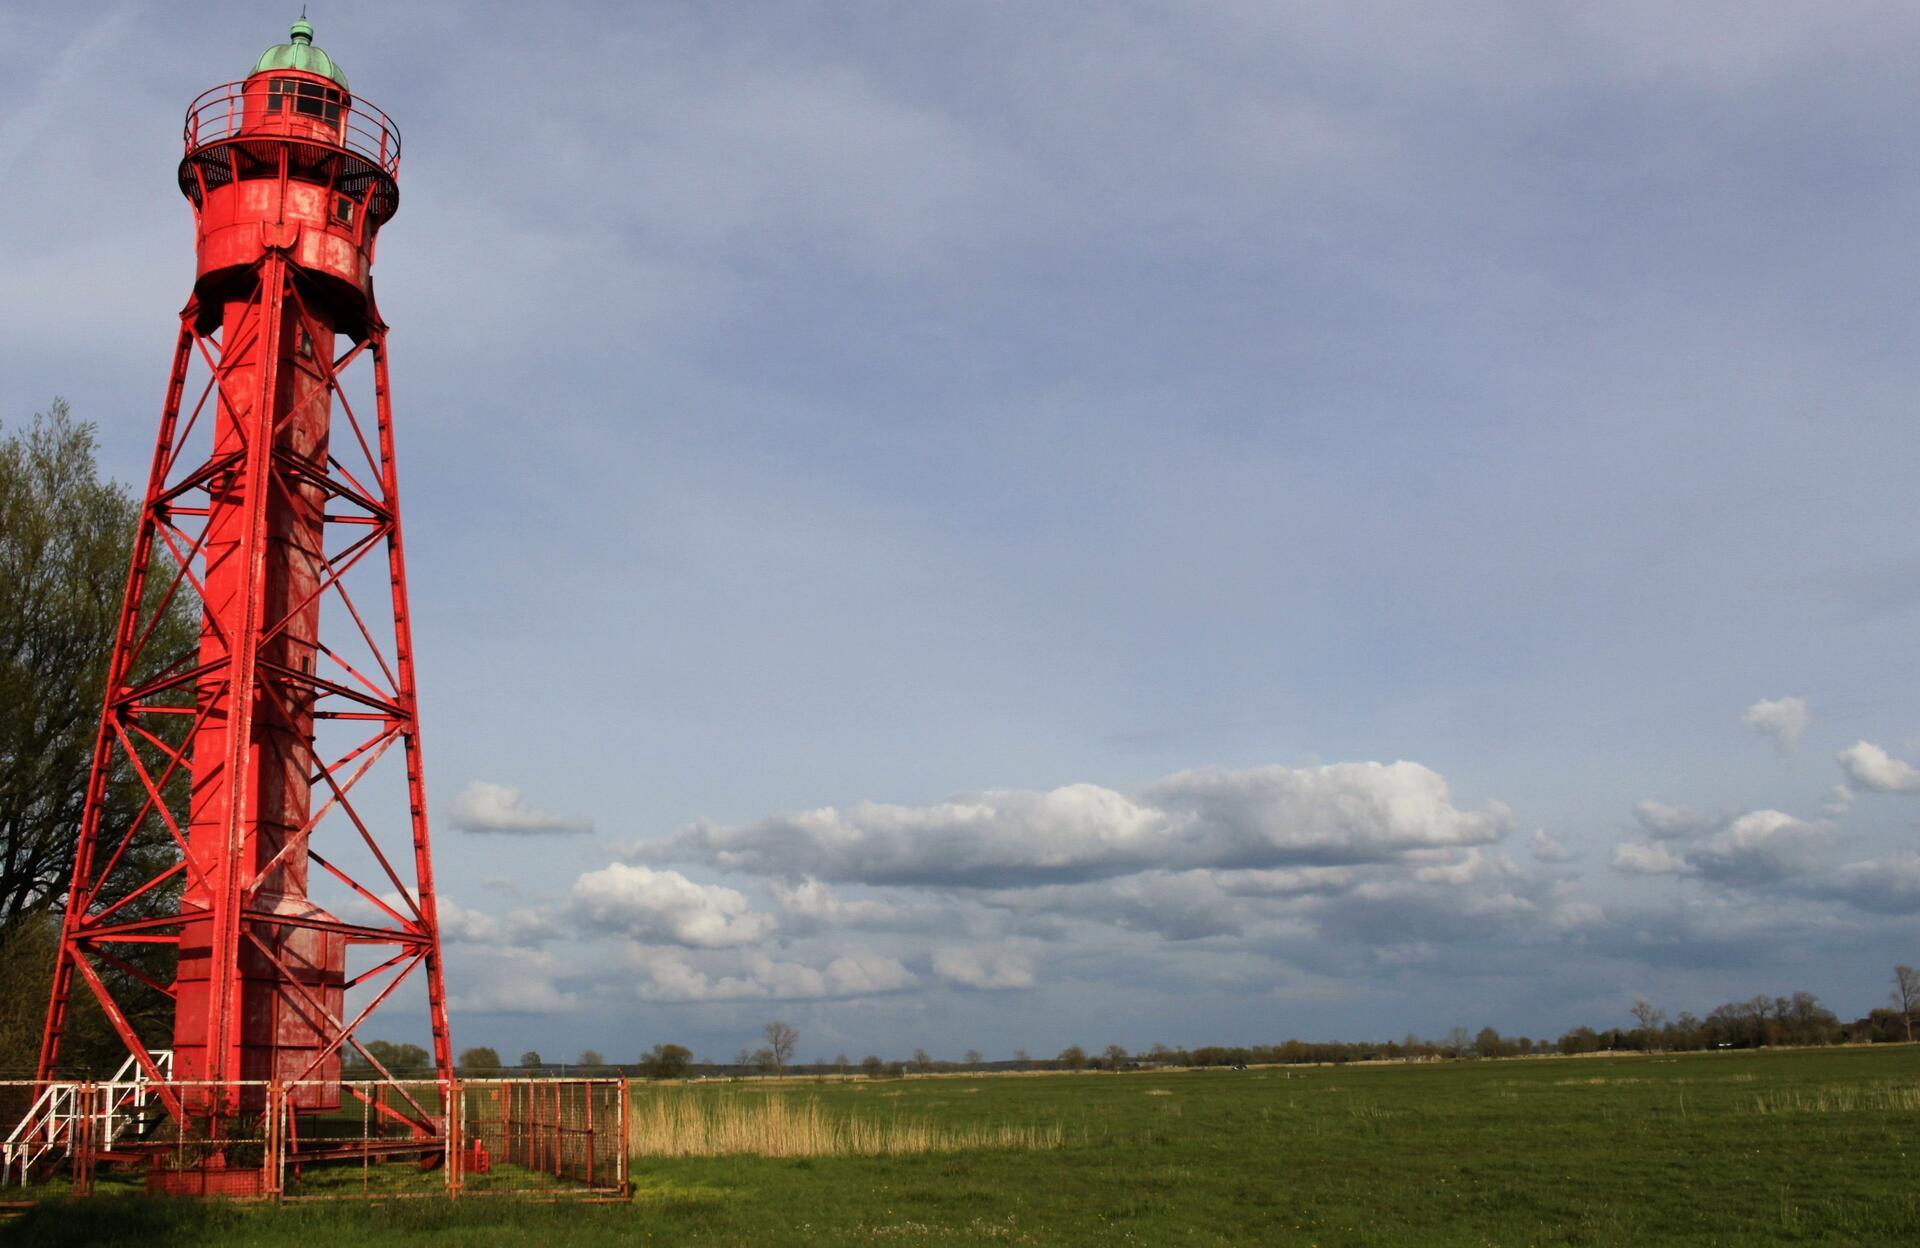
3,1051,173,1187
0,1075,626,1201
183,81,401,178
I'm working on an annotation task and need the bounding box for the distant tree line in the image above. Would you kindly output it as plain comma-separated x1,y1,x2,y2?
386,967,1918,1083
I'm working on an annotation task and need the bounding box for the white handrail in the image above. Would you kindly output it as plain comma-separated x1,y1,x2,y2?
2,1051,171,1186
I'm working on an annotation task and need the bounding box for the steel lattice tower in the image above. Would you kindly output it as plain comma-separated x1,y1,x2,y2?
37,20,452,1136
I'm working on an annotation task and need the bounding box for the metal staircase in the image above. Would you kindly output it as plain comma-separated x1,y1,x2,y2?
3,1050,172,1186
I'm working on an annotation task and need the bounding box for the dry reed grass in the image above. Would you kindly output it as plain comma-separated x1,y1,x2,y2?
1748,1084,1920,1115
627,1091,1066,1158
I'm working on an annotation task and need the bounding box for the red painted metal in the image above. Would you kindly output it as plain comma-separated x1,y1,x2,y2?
36,29,452,1152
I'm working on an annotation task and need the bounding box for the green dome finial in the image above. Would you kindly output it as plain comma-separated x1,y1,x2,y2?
253,16,349,90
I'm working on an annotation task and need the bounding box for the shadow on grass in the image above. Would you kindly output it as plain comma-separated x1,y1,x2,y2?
1,1195,649,1248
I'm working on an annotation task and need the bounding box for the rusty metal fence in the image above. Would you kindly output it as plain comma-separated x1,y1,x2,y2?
2,1077,627,1201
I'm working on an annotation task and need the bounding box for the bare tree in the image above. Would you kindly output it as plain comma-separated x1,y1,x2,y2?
963,1048,983,1069
1631,999,1668,1048
763,1020,798,1072
1893,966,1920,1043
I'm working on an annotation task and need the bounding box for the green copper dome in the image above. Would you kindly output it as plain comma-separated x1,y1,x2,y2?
253,19,349,90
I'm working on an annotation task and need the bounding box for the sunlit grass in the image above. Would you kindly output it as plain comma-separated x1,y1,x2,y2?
626,1090,1064,1158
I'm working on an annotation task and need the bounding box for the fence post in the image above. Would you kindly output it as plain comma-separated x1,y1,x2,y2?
445,1076,460,1198
619,1077,631,1196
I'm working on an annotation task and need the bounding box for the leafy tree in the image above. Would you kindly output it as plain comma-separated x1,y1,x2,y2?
577,1048,605,1071
1102,1044,1130,1070
641,1042,692,1080
353,1040,431,1075
1058,1044,1087,1071
0,402,200,1072
458,1046,502,1074
860,1054,885,1079
1473,1027,1503,1058
519,1050,543,1069
763,1021,798,1072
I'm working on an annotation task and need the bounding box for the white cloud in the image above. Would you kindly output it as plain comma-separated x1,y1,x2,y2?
984,871,1253,941
1632,801,1723,840
638,760,1511,887
432,896,555,946
445,947,579,1015
1744,696,1810,756
449,781,592,834
1822,784,1855,817
1413,848,1516,886
1213,866,1357,897
1611,842,1695,876
1837,741,1920,794
932,948,1036,991
1818,853,1920,914
568,864,776,948
625,948,916,1002
1550,901,1605,931
769,878,902,928
1612,809,1828,888
1531,828,1574,863
1688,810,1825,885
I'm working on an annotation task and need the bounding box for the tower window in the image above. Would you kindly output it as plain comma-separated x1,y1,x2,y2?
332,196,356,226
266,77,343,123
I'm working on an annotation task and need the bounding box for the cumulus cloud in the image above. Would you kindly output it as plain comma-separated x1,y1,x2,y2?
1530,829,1574,863
449,781,592,834
1822,785,1855,817
1815,853,1920,914
636,760,1512,887
1611,842,1695,876
1213,866,1357,897
1685,810,1826,886
1613,809,1830,888
1632,801,1724,840
568,864,776,948
1743,696,1810,756
1837,741,1920,794
1413,848,1518,887
433,896,556,947
932,947,1036,990
769,878,902,929
446,947,579,1014
983,871,1255,941
625,949,917,1002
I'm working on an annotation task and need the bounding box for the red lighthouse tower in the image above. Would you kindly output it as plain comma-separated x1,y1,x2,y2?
38,19,451,1137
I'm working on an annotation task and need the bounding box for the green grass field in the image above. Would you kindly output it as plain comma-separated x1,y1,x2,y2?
8,1046,1918,1246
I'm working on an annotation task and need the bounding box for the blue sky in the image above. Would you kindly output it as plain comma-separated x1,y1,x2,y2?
2,1,1918,1065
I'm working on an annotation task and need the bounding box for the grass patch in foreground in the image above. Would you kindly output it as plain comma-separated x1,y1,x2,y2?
6,1046,1919,1246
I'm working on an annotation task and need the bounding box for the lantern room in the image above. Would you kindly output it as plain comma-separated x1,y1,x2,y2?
177,20,401,323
